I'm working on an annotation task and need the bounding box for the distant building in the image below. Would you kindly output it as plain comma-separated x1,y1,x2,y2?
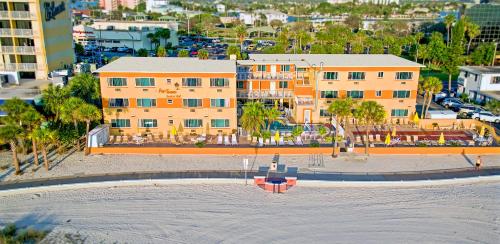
357,0,400,4
239,10,288,26
70,0,99,10
327,0,351,4
458,66,500,104
464,4,500,49
0,0,75,81
99,0,140,11
216,3,225,13
75,20,178,50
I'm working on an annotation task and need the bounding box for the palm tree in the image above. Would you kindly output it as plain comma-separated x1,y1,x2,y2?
68,73,100,105
234,25,247,51
177,49,189,57
270,19,283,37
61,97,86,150
156,28,171,46
226,46,241,59
353,101,386,155
423,77,443,118
466,22,480,55
413,32,424,62
0,124,22,174
41,84,70,122
444,14,456,46
157,46,167,57
21,107,44,167
263,107,283,131
32,127,57,171
197,49,209,59
75,103,102,155
0,97,30,125
328,98,356,157
146,32,159,50
240,101,265,139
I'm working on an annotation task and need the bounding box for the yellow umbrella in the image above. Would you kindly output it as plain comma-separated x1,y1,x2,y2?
274,100,279,108
391,127,397,137
438,132,445,145
479,126,485,137
385,133,391,146
274,131,280,143
170,126,177,136
413,113,420,124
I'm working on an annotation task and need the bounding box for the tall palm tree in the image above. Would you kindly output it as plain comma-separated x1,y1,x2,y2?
235,25,247,51
146,32,159,50
0,97,30,126
466,22,480,55
423,77,443,118
413,32,424,62
32,127,57,171
61,97,86,150
197,49,209,59
263,107,283,131
21,107,44,167
41,84,70,122
240,101,265,138
0,124,22,174
156,28,171,46
68,73,101,105
444,14,456,46
328,98,356,157
75,103,102,155
353,101,386,155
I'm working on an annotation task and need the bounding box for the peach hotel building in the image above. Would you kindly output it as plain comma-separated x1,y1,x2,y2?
97,54,423,135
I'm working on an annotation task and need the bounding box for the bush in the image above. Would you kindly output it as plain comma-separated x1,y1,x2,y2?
195,141,206,148
0,224,47,244
291,126,304,138
261,131,271,139
309,140,320,147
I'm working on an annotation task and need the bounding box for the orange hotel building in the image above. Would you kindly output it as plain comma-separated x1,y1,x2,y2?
97,54,423,135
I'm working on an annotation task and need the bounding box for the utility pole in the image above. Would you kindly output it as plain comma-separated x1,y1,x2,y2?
492,42,497,66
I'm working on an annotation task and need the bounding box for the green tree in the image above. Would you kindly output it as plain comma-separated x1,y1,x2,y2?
157,46,167,57
74,43,84,56
485,100,500,114
422,77,443,118
41,84,70,122
75,103,102,155
263,107,283,131
353,101,386,155
137,48,148,57
444,14,456,46
240,101,265,138
177,49,189,57
470,43,495,65
465,22,480,55
197,49,209,59
427,32,446,67
0,124,22,174
60,97,86,150
156,28,171,46
328,98,356,157
32,127,58,171
68,73,100,105
441,46,464,93
234,25,247,51
227,45,242,59
146,32,159,50
269,19,283,37
21,107,44,167
344,15,361,30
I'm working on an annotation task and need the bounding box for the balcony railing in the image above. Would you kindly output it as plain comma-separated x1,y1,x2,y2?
1,46,35,54
0,63,38,71
0,11,33,19
237,72,294,80
0,28,33,37
295,97,314,106
237,90,294,99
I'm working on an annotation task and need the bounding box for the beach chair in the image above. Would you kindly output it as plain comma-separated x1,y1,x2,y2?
178,135,185,144
270,137,276,146
170,134,176,144
355,136,362,145
265,138,270,146
287,139,295,146
296,136,304,146
279,137,285,146
217,135,223,145
224,135,230,146
114,135,122,144
375,134,381,142
362,135,368,144
231,134,238,145
122,135,129,144
368,134,374,142
413,135,419,142
258,138,264,147
406,135,414,146
108,135,115,144
147,134,154,143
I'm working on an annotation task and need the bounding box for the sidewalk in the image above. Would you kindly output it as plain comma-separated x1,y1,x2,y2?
1,151,499,183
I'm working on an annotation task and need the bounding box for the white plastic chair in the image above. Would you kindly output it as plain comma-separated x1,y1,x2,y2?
279,137,285,146
224,135,230,146
231,134,238,145
270,137,276,146
296,136,303,146
217,135,223,145
258,138,264,147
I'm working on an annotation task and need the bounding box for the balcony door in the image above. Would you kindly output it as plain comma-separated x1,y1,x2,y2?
304,109,311,124
270,81,276,96
270,65,276,78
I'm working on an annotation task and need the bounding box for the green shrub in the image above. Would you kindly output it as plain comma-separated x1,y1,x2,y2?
261,131,271,139
195,141,206,148
291,126,304,138
309,140,320,147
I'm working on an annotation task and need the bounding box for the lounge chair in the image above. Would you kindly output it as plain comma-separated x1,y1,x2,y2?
406,135,414,146
258,138,264,147
231,134,238,145
368,134,374,142
287,140,295,145
355,136,362,146
114,136,122,144
279,137,285,146
108,135,115,144
375,134,381,142
123,136,130,144
217,135,223,145
224,135,230,146
178,135,185,144
296,136,304,146
413,135,419,142
270,137,276,146
265,138,270,146
170,134,176,143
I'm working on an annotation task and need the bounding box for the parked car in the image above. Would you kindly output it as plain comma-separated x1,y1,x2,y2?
117,46,129,52
458,104,484,116
440,98,463,110
471,111,500,123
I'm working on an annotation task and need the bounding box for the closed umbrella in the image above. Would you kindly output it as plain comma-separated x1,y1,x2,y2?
438,132,445,145
274,131,280,144
479,126,485,137
391,127,397,137
413,113,420,125
170,126,177,136
385,133,391,146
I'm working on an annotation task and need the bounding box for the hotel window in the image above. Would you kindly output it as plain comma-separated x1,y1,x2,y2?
320,91,338,98
348,72,365,80
111,119,130,128
135,78,155,86
168,120,174,125
184,119,202,128
491,76,500,84
167,99,173,104
183,99,202,107
210,78,229,87
347,90,364,99
281,65,290,72
107,78,127,86
257,65,266,72
211,119,230,128
139,119,157,128
391,109,408,117
279,81,288,89
237,81,244,89
377,72,384,78
393,90,410,98
395,72,413,80
211,98,228,108
108,98,129,107
323,72,338,80
137,98,157,107
319,109,331,117
182,78,202,87
166,79,172,84
376,90,382,97
296,68,306,72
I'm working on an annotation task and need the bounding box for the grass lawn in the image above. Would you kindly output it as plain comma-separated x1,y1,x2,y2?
421,68,458,82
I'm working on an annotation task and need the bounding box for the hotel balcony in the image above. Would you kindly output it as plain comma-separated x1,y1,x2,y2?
0,11,34,20
0,28,33,37
1,46,35,54
237,72,294,81
0,62,38,71
237,89,294,99
295,97,314,106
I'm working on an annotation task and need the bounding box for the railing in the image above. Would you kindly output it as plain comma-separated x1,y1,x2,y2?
237,72,294,80
0,11,33,19
1,46,35,54
295,98,314,106
0,63,38,71
0,28,11,36
12,28,33,36
237,90,294,99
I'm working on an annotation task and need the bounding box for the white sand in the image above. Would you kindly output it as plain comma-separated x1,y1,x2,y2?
1,151,500,183
0,182,499,243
